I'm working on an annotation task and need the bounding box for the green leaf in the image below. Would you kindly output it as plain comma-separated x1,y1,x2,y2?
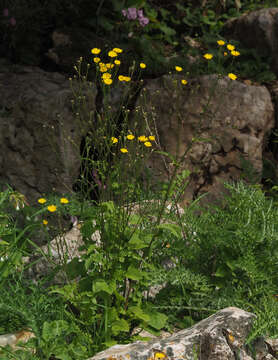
159,23,176,36
147,310,168,330
128,306,150,322
126,265,144,280
156,223,181,238
92,279,114,295
128,231,148,249
42,320,69,342
112,318,130,334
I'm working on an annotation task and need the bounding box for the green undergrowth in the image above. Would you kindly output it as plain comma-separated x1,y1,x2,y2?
0,180,278,359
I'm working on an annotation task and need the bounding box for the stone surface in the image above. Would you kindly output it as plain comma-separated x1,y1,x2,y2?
134,74,274,207
0,57,97,206
87,307,278,360
223,7,278,76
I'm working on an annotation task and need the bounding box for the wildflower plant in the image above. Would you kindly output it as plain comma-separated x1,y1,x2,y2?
1,37,278,359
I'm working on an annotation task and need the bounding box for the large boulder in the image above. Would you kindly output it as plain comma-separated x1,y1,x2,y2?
223,8,278,76
0,57,97,206
88,307,278,360
133,74,274,207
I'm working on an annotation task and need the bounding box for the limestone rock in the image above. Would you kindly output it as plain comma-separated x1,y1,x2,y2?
134,74,274,207
87,307,278,360
223,7,278,76
0,58,97,206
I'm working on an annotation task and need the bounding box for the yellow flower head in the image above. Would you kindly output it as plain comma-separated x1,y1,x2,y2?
124,76,131,82
126,134,135,140
181,79,187,85
231,50,240,56
120,148,128,153
47,205,57,212
228,73,237,80
60,197,69,204
102,72,112,79
138,135,148,142
108,50,117,58
148,135,155,141
91,48,101,54
224,52,228,56
113,48,123,53
93,57,101,63
118,75,125,81
144,141,152,147
99,66,108,73
227,44,235,51
203,53,213,60
140,62,146,69
114,60,121,65
175,66,183,72
217,40,225,46
103,78,113,85
111,137,118,144
38,198,47,204
106,63,114,69
43,219,48,225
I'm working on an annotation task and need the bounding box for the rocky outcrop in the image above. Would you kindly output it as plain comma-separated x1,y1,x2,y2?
1,307,277,359
134,74,274,207
88,307,278,360
224,7,278,76
0,57,97,206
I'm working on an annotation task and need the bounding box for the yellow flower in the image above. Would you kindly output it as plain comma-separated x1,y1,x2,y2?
181,79,187,85
144,141,152,147
227,44,235,51
148,135,155,141
124,76,131,82
138,135,148,142
224,52,228,56
47,205,57,212
108,50,117,58
203,53,213,60
60,198,69,204
231,50,240,56
217,40,225,46
118,75,125,81
99,62,105,66
91,48,101,54
140,62,146,69
111,137,118,143
228,73,237,80
43,219,48,225
99,66,108,72
103,78,113,85
102,72,112,79
106,63,114,69
175,66,183,71
93,57,101,63
120,148,128,153
113,48,123,53
114,60,121,65
126,134,135,140
38,198,47,204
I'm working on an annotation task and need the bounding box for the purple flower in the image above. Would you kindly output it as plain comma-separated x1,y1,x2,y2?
127,7,137,20
122,9,127,17
3,8,9,17
10,17,16,26
139,16,149,27
137,9,144,18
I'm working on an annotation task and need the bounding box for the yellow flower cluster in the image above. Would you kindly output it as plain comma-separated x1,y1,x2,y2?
110,134,155,154
37,197,69,218
91,47,146,86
